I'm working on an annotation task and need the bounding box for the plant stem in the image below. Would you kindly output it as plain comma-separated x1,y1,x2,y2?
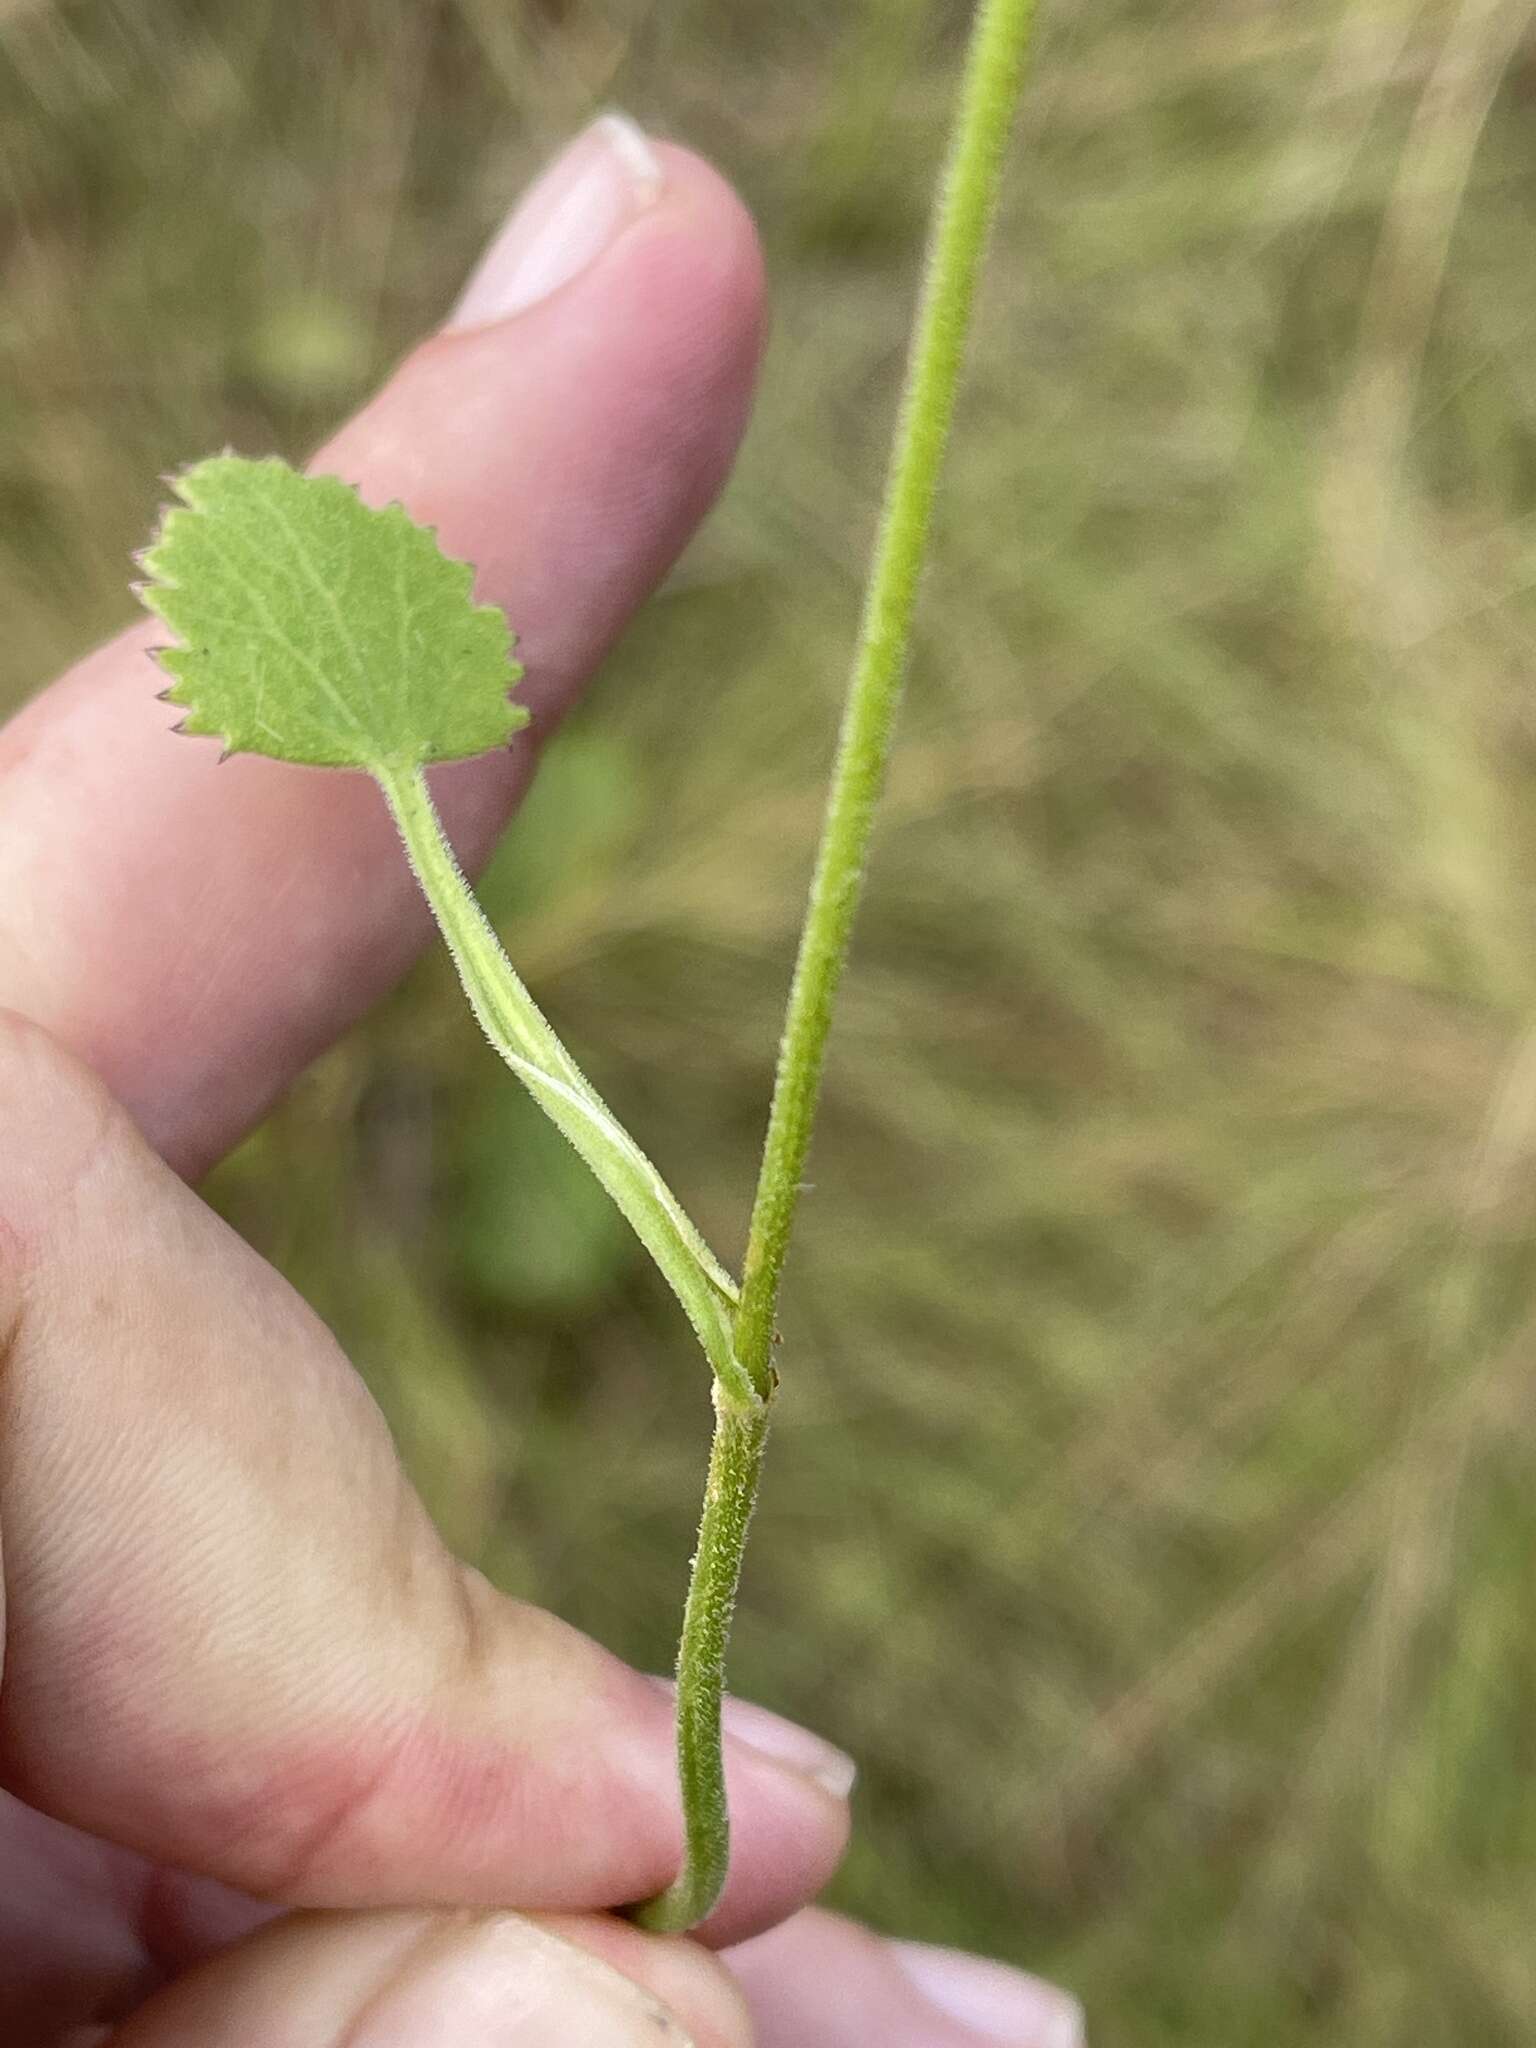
630,1390,772,1933
376,763,758,1410
735,0,1038,1395
637,0,1041,1934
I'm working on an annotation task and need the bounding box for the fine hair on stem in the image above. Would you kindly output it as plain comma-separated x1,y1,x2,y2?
632,0,1042,1934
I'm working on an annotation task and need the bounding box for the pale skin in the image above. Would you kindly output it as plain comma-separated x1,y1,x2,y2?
0,121,1082,2047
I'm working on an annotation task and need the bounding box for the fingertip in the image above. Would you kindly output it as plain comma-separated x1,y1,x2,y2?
731,1908,1088,2048
646,136,769,362
321,128,768,731
621,136,769,497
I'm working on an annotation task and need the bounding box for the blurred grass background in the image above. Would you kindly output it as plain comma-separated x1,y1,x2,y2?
5,0,1536,2039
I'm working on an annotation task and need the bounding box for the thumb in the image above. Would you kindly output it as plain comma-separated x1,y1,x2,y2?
110,1908,750,2048
0,1016,849,1945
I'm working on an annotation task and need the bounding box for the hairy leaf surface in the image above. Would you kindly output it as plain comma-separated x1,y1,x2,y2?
139,455,526,769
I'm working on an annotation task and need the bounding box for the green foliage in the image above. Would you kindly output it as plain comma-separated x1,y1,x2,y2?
140,455,525,769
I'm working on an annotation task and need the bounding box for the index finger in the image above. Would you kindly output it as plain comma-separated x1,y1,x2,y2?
0,126,764,1178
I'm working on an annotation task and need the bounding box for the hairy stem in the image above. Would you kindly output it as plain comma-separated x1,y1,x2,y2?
735,0,1039,1393
630,1392,773,1933
377,763,757,1409
637,0,1041,1934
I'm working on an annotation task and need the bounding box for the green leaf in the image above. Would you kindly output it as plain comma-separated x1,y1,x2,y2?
133,449,747,1398
138,454,526,770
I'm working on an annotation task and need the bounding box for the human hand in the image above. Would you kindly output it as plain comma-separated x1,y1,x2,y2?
0,117,1083,2047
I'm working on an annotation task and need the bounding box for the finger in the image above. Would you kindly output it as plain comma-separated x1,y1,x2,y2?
0,116,766,1180
729,1909,1085,2048
0,1793,278,2043
109,1908,750,2048
0,1017,848,1950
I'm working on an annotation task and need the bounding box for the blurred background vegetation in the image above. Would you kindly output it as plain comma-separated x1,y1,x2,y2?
5,0,1536,2039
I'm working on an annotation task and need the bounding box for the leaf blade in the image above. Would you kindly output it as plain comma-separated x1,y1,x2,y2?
139,454,526,770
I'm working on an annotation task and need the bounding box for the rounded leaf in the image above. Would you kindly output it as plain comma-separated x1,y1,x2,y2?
138,455,527,770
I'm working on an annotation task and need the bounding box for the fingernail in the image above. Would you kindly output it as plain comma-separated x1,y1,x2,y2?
720,1692,858,1800
449,113,663,330
890,1942,1086,2047
353,1912,678,2046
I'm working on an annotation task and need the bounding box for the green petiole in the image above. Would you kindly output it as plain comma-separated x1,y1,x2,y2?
377,762,759,1414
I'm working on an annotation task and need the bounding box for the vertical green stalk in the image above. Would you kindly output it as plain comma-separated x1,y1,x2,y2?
632,1393,772,1934
734,0,1037,1391
634,0,1041,1934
